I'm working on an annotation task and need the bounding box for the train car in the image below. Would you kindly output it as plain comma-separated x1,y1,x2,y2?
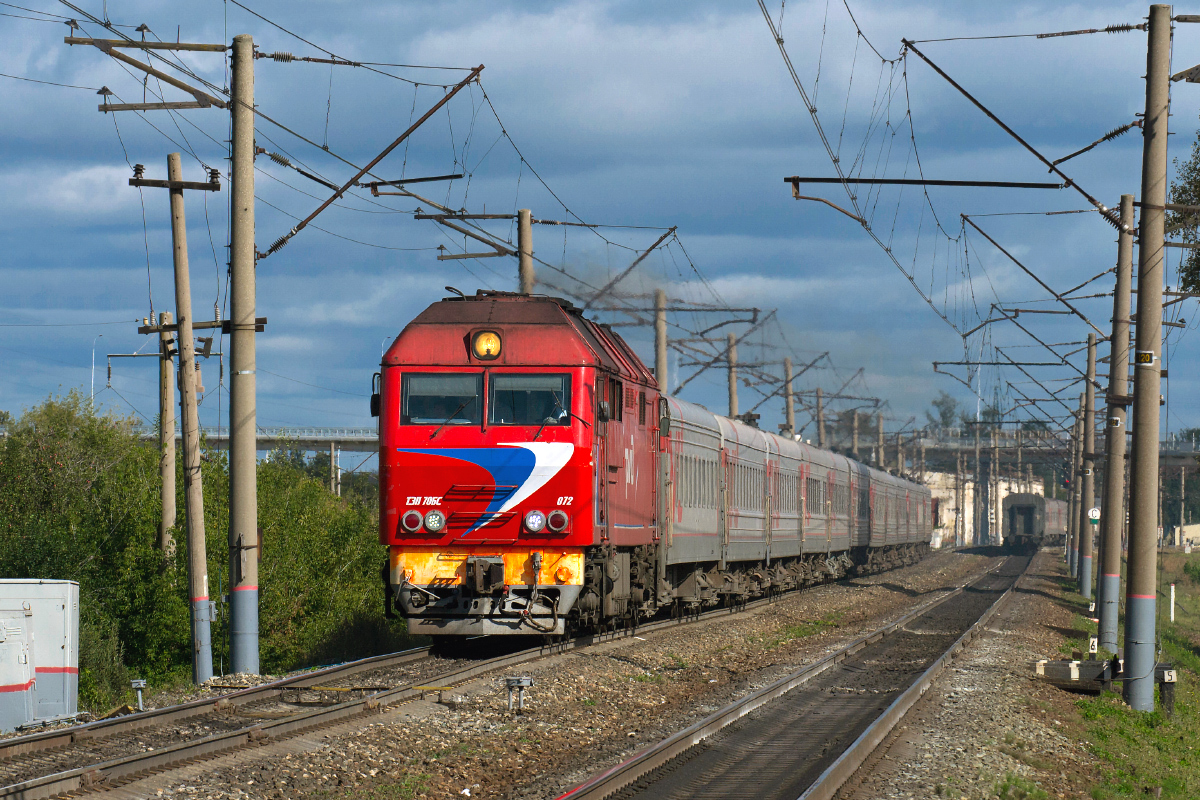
1002,492,1068,552
375,291,932,636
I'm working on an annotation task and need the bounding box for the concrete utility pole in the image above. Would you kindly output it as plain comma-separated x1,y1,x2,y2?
815,387,826,448
877,413,885,469
974,427,981,545
1080,336,1097,598
1125,3,1171,713
159,311,177,557
727,333,738,418
957,452,965,546
228,33,259,676
1016,431,1023,492
167,152,213,685
851,411,859,460
1075,407,1084,575
654,289,668,389
991,428,1000,545
518,209,534,294
783,357,796,436
329,442,337,493
1181,467,1187,545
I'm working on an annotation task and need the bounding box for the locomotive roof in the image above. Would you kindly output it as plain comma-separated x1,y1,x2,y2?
386,291,657,387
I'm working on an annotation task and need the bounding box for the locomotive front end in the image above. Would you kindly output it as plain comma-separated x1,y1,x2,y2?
378,293,599,636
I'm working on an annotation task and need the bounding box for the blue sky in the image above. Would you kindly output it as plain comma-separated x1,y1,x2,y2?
2,0,1198,442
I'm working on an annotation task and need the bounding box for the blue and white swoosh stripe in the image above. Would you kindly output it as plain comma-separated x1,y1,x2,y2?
396,443,573,532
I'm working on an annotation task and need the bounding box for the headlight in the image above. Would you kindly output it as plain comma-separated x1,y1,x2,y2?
423,509,446,533
523,510,547,533
547,509,569,532
401,509,423,533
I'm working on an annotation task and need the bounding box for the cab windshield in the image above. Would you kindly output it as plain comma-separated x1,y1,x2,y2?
401,373,481,425
489,374,571,426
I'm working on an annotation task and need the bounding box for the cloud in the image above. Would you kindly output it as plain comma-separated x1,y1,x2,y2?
1,0,1198,434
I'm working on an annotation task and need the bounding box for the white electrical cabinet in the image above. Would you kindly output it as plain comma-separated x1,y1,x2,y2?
0,581,79,729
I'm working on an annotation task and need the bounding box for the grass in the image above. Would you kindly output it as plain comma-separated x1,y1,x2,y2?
766,613,842,649
333,774,431,800
1065,551,1200,798
994,772,1049,800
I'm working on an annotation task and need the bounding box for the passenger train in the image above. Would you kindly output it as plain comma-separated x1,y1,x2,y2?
1002,492,1068,553
374,291,932,636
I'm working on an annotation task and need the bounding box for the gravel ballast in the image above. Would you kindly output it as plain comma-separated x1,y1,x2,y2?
838,548,1102,800
89,550,995,800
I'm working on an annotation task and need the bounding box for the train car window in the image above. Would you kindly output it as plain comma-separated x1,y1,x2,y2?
609,379,624,422
401,373,481,425
489,374,571,425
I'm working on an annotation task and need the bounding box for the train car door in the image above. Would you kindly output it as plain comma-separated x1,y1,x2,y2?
826,470,834,554
595,374,618,539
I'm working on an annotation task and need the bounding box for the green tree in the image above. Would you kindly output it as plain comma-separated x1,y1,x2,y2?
1169,124,1200,291
926,391,959,429
958,403,1002,429
0,391,190,707
0,391,415,710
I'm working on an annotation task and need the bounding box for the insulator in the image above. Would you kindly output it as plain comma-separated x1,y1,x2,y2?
267,234,290,254
269,51,294,62
1105,23,1138,34
133,163,145,179
1100,124,1133,143
208,168,221,186
267,151,291,168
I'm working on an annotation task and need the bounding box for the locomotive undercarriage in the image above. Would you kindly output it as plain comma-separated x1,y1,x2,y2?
394,580,581,636
567,542,929,633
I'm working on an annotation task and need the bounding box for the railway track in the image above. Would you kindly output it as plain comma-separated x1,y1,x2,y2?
560,554,1030,800
0,551,975,799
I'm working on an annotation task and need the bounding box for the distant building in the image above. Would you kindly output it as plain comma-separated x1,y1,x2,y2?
924,471,1044,548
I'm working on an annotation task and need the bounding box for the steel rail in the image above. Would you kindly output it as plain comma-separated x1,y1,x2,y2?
557,556,1023,800
0,549,934,799
0,646,433,761
798,556,1030,800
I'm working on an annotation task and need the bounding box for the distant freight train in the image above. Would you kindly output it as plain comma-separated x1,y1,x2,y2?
1002,493,1068,553
374,291,932,636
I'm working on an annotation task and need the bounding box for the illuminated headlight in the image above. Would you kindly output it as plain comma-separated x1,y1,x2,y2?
523,510,547,533
423,509,447,533
547,509,569,532
401,510,423,533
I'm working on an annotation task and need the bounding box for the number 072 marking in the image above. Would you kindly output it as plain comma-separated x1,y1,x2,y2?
557,496,574,506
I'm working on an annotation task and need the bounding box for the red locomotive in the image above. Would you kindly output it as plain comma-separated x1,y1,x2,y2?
374,291,931,636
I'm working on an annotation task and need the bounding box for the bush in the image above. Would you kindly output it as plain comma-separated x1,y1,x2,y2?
77,614,130,712
0,392,413,712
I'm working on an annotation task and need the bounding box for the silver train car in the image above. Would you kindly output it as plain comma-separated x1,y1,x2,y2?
1001,492,1068,553
658,396,932,603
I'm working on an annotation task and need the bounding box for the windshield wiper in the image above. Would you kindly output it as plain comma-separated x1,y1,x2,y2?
532,391,589,441
430,399,471,440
